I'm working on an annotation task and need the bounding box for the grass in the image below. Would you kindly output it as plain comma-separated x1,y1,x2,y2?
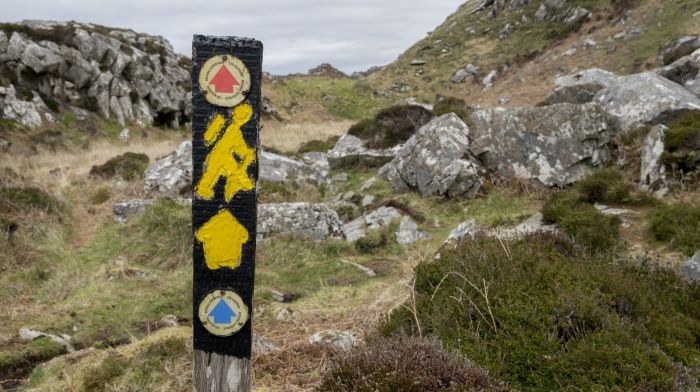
649,201,700,257
382,232,700,391
296,135,339,154
661,111,700,175
89,152,150,181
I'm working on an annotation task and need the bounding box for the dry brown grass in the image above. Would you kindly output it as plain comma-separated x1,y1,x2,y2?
261,120,352,154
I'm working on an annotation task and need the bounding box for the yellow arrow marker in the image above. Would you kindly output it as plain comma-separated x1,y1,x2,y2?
195,103,256,202
196,209,249,270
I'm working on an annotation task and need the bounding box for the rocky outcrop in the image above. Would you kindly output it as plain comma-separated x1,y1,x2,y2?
0,20,191,128
144,141,192,197
547,68,618,104
0,85,53,127
260,151,326,183
379,114,484,198
309,330,356,351
534,0,591,27
656,48,700,97
640,125,668,195
594,72,700,131
327,134,400,170
342,206,402,242
257,203,344,241
307,63,347,78
469,102,613,186
657,35,700,66
445,214,558,243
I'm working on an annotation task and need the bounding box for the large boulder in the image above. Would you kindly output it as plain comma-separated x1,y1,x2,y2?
640,125,668,195
259,151,326,183
657,35,700,66
144,141,192,197
656,48,700,97
379,114,484,198
594,72,700,131
0,85,48,128
547,68,619,104
257,203,344,241
327,134,399,170
469,102,613,186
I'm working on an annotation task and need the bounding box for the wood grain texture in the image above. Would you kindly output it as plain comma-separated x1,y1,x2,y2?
193,349,251,392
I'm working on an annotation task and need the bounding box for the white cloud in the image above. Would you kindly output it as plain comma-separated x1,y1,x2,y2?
0,0,464,74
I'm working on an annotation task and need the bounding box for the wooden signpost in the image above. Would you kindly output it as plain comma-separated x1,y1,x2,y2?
191,35,262,392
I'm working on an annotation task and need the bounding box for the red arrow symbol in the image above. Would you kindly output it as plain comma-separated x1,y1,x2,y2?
209,65,240,94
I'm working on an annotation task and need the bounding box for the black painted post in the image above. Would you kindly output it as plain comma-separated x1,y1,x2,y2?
191,35,262,392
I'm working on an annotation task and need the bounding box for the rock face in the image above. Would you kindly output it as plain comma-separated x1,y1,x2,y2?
0,20,192,128
469,102,613,186
594,72,700,131
379,114,484,198
144,141,192,197
656,48,700,97
260,151,326,183
547,68,619,104
640,125,668,193
257,203,344,241
681,251,700,281
657,35,700,66
327,134,399,170
0,85,52,127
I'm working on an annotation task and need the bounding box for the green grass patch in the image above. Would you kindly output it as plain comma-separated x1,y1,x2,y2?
649,201,700,257
0,186,63,214
89,152,149,181
661,111,700,175
383,233,700,391
296,135,339,154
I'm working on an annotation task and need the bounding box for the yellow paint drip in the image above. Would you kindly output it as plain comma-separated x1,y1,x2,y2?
196,209,249,270
195,103,256,201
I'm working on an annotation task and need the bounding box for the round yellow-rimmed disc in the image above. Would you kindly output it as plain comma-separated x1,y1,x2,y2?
198,55,251,107
198,289,249,337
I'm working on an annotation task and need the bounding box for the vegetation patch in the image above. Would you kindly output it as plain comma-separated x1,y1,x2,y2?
433,96,473,126
0,337,66,381
649,201,700,257
348,104,433,149
319,334,511,391
0,186,62,214
296,135,339,154
574,168,655,206
89,152,149,180
383,233,700,391
661,111,700,177
258,180,325,203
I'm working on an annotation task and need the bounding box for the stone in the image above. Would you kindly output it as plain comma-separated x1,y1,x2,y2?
253,334,280,354
275,307,300,322
497,96,510,105
681,251,700,281
469,102,613,186
548,68,619,104
360,176,377,191
257,203,344,241
0,137,10,151
21,42,63,74
379,114,484,198
331,172,349,182
445,219,481,243
594,204,633,216
342,260,376,277
657,35,700,66
5,33,29,61
640,125,667,192
270,289,298,303
594,72,700,131
361,195,375,207
158,315,179,328
410,59,426,66
482,70,497,87
143,141,192,197
0,85,45,128
451,68,472,84
309,330,357,351
342,206,402,242
655,48,700,90
260,151,324,184
327,134,398,169
300,151,330,172
19,327,74,352
395,216,429,245
112,199,156,223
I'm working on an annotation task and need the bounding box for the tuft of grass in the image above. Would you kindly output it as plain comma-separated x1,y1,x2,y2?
649,201,700,257
297,135,339,154
89,152,149,181
542,190,621,253
319,334,512,391
0,186,63,214
89,186,112,205
383,233,700,391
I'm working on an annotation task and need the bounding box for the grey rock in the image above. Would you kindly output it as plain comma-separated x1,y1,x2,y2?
331,172,349,182
342,206,402,242
112,199,156,223
309,330,357,351
594,204,633,216
0,32,7,54
0,137,10,151
360,176,377,191
361,195,375,207
395,216,429,245
451,68,472,84
655,48,700,92
469,102,613,186
327,134,399,169
379,114,484,198
0,85,45,128
489,213,559,240
445,219,480,243
410,59,426,66
657,35,700,66
19,327,74,352
144,141,192,197
119,128,130,143
275,308,300,322
253,334,281,354
341,260,376,277
300,151,330,172
21,42,63,73
681,252,700,281
257,203,344,241
6,33,28,61
548,68,619,104
260,151,324,184
640,125,667,192
482,70,497,87
594,72,700,131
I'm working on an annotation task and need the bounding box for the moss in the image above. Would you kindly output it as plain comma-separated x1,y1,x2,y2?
382,233,700,391
319,334,511,391
542,190,620,253
649,201,700,257
661,111,700,174
296,135,339,154
89,152,149,180
0,187,62,214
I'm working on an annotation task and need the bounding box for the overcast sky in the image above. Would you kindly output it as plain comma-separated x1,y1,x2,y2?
0,0,465,75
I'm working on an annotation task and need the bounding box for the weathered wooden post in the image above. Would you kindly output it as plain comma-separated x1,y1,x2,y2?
191,35,262,392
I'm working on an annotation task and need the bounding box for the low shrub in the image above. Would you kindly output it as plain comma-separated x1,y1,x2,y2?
542,190,621,253
382,233,700,391
297,135,339,154
0,186,62,214
574,168,655,205
89,186,111,205
348,105,433,149
89,152,149,180
661,111,700,175
649,201,700,257
318,334,511,391
354,230,388,254
433,97,472,125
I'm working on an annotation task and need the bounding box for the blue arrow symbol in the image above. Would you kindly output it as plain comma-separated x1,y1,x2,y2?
209,299,237,324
